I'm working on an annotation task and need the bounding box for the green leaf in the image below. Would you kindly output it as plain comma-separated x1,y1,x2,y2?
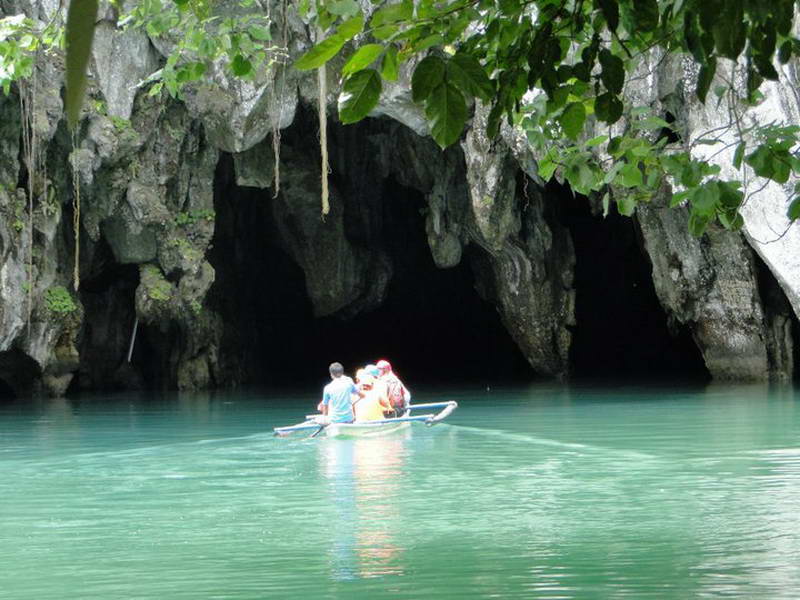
788,197,800,221
715,180,743,210
342,43,383,76
294,35,348,70
602,192,610,217
446,53,493,101
328,0,360,17
670,190,690,207
778,40,793,64
411,55,446,103
65,0,98,129
379,45,399,81
337,14,365,40
711,3,745,60
619,163,643,188
636,116,672,131
617,194,636,216
293,14,364,71
746,146,791,183
586,134,608,147
231,54,252,76
603,161,624,184
696,56,716,103
486,101,503,139
538,156,558,181
559,102,586,140
338,68,382,124
370,0,413,39
754,53,779,81
688,212,710,237
425,83,467,149
248,25,272,42
691,183,719,217
413,34,445,53
633,0,660,32
732,142,745,169
597,0,619,32
595,92,623,124
599,49,624,94
718,211,744,231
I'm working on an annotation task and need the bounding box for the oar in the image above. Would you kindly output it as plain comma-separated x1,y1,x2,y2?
309,423,327,438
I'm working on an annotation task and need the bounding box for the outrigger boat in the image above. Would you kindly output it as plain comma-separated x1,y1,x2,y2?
273,401,458,438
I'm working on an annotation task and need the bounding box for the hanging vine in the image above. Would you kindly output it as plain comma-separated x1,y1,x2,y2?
70,130,81,291
269,0,289,199
18,65,39,331
318,53,330,218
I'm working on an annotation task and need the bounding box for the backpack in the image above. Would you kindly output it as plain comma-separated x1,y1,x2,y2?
386,375,407,411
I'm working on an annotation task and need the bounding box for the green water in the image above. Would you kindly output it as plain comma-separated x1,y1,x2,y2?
1,384,799,599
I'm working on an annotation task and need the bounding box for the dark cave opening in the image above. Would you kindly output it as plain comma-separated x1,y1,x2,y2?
208,152,533,387
72,237,150,392
0,374,16,400
0,348,41,400
553,182,709,381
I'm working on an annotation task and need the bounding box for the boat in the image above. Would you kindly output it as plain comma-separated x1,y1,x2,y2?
273,401,458,438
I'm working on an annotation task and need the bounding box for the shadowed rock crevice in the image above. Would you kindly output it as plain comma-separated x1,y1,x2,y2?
752,251,797,381
0,348,41,398
75,236,144,391
553,182,708,380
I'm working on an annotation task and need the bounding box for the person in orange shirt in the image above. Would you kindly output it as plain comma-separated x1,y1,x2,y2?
353,369,391,422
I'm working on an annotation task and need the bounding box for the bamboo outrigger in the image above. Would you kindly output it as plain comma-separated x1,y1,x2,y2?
273,401,458,438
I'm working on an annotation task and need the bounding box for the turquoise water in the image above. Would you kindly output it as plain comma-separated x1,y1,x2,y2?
1,384,799,599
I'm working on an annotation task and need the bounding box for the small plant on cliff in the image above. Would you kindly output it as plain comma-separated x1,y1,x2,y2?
175,209,215,227
141,265,173,302
45,286,77,314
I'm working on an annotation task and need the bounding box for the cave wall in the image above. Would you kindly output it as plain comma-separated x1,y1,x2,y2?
0,0,797,396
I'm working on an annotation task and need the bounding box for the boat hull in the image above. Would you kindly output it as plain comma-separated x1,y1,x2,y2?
325,420,410,438
273,401,457,437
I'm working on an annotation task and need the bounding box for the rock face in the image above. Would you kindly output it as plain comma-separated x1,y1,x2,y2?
591,51,797,381
637,194,793,380
0,2,796,396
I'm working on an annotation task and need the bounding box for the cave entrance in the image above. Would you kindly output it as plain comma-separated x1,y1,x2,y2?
209,154,532,387
553,181,708,381
0,375,15,401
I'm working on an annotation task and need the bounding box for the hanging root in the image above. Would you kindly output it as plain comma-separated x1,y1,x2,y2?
272,0,289,199
317,33,329,218
71,131,81,291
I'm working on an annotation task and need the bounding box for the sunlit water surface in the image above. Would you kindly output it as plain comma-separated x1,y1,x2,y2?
2,383,800,599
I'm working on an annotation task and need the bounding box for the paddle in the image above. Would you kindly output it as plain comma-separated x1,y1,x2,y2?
309,423,326,438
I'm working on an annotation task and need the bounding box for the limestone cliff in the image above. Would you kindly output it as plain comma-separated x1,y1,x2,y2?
0,0,796,395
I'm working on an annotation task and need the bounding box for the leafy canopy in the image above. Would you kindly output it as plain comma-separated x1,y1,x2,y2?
293,0,800,235
24,0,800,235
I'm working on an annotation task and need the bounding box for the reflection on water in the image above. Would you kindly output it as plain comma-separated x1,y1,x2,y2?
320,431,410,580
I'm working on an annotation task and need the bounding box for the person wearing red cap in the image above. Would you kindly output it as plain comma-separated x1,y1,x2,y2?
376,359,410,416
